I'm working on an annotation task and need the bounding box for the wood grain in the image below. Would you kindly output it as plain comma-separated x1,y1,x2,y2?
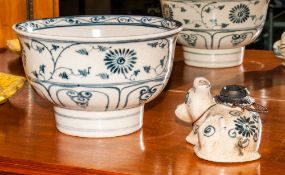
0,0,59,48
0,48,285,174
33,0,59,19
0,0,26,48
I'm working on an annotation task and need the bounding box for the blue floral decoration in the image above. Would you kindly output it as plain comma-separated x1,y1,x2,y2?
229,4,250,24
234,116,257,138
104,48,137,75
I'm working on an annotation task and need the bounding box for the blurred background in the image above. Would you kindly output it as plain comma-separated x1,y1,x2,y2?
1,0,285,50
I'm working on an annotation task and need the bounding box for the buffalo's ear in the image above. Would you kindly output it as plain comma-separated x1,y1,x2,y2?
175,103,192,123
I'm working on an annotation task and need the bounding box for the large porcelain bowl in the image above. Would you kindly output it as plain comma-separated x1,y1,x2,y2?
161,0,270,68
13,15,182,137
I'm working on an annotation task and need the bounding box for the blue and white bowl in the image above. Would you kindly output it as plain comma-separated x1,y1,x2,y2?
273,31,285,66
161,0,270,68
13,15,182,137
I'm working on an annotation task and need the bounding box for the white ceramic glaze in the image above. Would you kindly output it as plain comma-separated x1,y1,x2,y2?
161,0,270,68
175,77,263,162
13,15,183,137
273,32,285,66
182,47,244,68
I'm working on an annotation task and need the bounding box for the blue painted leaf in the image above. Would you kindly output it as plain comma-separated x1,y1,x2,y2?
147,42,158,48
24,42,30,50
32,71,39,78
78,70,87,77
143,66,151,73
39,64,46,74
97,73,109,79
250,15,256,20
44,18,56,24
30,23,40,29
221,23,229,28
36,46,44,53
183,19,190,24
76,49,89,55
133,70,140,76
59,72,69,79
78,67,91,77
91,16,106,22
195,4,201,8
52,44,60,51
160,43,166,48
205,7,211,13
66,18,80,24
160,57,166,67
195,23,201,28
97,45,111,52
218,5,224,10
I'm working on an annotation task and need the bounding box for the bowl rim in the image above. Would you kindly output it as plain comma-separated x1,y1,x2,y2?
13,15,183,42
160,0,266,2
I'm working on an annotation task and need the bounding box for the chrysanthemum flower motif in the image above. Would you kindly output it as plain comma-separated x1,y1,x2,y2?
104,48,137,76
229,4,250,24
162,4,174,20
234,116,258,138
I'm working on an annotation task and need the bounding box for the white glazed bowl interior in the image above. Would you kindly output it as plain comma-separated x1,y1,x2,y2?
161,0,270,68
13,15,182,137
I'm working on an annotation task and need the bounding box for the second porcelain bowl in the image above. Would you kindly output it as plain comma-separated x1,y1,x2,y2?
161,0,270,68
13,15,182,137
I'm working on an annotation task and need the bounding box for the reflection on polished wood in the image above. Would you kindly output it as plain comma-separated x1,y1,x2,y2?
0,47,285,174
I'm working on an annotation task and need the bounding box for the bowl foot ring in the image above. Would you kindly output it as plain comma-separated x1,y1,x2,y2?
54,105,144,138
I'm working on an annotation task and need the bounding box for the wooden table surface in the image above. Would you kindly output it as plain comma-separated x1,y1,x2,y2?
0,47,285,175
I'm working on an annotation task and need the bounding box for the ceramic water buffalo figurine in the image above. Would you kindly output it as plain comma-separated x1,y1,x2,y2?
175,77,267,163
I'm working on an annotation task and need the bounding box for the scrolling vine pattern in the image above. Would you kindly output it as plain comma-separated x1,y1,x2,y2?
162,0,265,29
23,38,170,108
16,16,179,32
161,0,268,49
24,39,169,82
